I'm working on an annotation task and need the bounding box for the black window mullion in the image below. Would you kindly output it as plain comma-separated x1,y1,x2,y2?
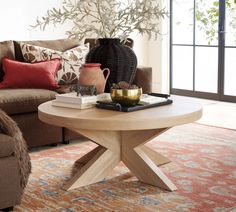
193,0,196,91
218,0,226,99
169,0,173,93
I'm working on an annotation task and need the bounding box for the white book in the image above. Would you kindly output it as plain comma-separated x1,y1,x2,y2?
51,100,95,109
55,92,111,104
139,94,168,104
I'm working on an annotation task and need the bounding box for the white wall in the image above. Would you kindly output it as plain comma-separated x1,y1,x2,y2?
131,33,149,67
0,0,169,93
131,34,165,93
130,0,170,94
0,0,71,41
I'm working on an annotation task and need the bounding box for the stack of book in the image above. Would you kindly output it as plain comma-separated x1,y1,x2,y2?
52,92,111,109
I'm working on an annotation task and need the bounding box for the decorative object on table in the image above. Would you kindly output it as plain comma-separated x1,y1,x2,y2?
20,42,89,84
139,93,170,104
52,92,111,110
70,84,97,96
97,93,173,112
86,38,137,92
32,0,168,91
78,63,110,94
112,81,140,89
110,81,142,107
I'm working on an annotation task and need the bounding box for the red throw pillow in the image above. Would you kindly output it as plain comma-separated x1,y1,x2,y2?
0,58,60,89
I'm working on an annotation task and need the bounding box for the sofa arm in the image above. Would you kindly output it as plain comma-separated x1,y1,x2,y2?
133,66,152,94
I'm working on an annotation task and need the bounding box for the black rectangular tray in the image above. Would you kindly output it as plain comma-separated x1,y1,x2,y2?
96,93,173,112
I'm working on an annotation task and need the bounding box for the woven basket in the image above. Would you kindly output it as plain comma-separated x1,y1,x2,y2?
86,38,137,92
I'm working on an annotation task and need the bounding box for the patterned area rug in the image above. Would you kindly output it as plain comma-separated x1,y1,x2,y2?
15,123,236,212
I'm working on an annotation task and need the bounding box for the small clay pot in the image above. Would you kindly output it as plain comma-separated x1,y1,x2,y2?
78,63,110,94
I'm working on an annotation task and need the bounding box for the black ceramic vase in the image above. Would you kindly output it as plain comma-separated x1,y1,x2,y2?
86,38,137,92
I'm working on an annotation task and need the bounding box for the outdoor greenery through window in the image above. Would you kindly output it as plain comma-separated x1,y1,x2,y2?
174,0,236,45
196,0,236,45
171,0,236,99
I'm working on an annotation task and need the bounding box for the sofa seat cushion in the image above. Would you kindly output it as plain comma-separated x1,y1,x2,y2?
0,134,14,158
0,89,57,115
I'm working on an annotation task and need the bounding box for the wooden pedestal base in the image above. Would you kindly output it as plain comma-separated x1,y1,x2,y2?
63,128,177,192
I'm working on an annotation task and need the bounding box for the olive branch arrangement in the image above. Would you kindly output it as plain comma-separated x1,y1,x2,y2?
32,0,168,42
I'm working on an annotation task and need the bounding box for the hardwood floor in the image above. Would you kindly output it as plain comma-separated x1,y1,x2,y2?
173,95,236,130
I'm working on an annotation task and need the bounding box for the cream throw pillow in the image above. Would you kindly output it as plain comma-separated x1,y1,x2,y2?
20,42,89,84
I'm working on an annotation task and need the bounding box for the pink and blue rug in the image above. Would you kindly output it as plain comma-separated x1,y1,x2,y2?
15,123,236,211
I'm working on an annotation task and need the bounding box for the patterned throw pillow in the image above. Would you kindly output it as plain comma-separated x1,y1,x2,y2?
20,42,89,85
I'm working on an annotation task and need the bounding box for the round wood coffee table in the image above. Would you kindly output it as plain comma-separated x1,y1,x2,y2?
38,96,202,191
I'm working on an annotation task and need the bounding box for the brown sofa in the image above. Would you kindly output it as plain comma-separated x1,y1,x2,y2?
0,38,152,148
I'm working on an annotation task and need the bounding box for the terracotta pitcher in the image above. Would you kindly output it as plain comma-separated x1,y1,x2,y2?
78,63,110,94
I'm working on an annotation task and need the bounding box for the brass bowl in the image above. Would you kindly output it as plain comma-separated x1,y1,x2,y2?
110,88,142,106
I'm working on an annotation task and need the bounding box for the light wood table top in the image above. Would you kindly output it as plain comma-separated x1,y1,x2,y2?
38,96,202,191
38,96,202,131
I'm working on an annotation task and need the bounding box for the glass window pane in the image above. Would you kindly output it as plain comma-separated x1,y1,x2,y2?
195,47,218,93
195,0,219,46
172,0,193,44
225,2,236,46
224,48,236,96
172,46,193,90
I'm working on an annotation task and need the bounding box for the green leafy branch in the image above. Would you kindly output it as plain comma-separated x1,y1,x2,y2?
31,0,168,42
196,0,236,44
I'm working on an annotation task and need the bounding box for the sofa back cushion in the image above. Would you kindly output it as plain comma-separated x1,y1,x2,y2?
14,38,82,62
0,41,15,82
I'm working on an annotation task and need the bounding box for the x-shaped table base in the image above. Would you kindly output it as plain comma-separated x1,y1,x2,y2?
63,128,177,191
